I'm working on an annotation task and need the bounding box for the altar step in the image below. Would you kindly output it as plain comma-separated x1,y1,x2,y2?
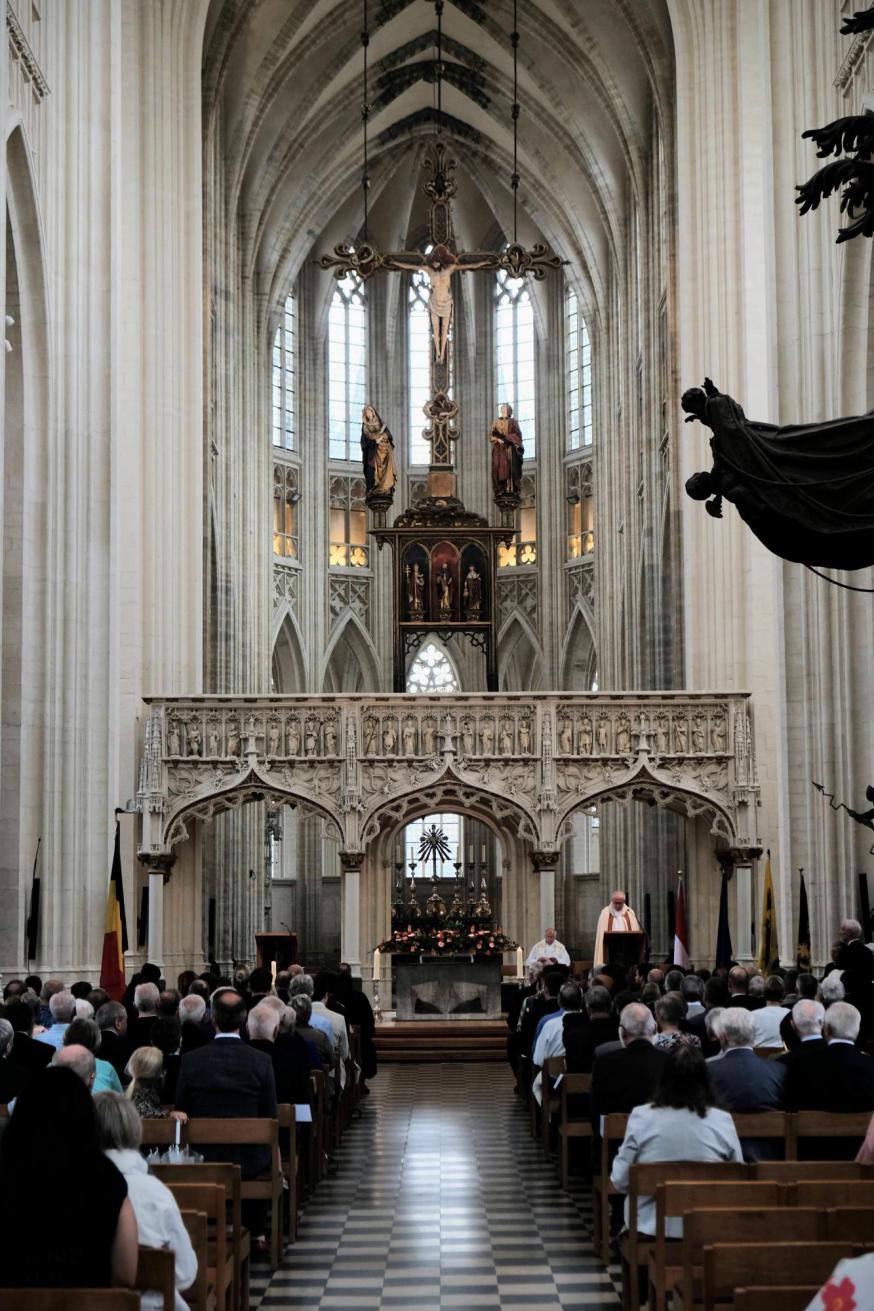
374,1018,507,1063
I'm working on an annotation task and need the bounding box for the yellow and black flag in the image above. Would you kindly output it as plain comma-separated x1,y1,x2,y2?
99,820,129,1001
796,871,811,972
757,851,779,973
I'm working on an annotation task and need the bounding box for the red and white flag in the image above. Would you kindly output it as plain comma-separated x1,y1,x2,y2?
673,873,690,968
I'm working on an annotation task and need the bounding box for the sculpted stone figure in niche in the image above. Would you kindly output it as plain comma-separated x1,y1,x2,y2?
559,719,573,754
579,716,593,755
711,713,726,753
405,562,425,617
421,719,436,755
361,405,397,495
286,718,300,756
363,716,377,755
462,718,475,756
673,716,688,754
499,720,513,755
227,720,240,757
324,720,338,755
616,716,631,755
382,720,397,755
208,726,220,757
402,718,417,756
596,716,610,754
692,713,706,754
490,403,524,496
462,565,482,618
480,720,495,754
304,718,318,756
655,715,669,755
168,721,181,756
519,720,531,753
437,564,453,617
267,721,281,756
188,721,202,757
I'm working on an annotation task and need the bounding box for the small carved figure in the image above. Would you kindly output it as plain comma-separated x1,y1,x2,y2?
578,716,593,755
268,722,281,756
227,720,240,757
499,720,513,755
324,720,337,755
490,403,524,496
673,717,688,754
382,720,397,755
692,713,706,754
188,722,202,757
402,718,417,756
655,715,669,754
286,718,301,756
406,562,425,616
559,718,573,754
437,563,453,617
208,727,220,757
481,720,495,754
361,405,397,495
616,716,632,755
363,715,378,756
245,715,258,748
596,716,610,754
462,718,475,756
304,718,318,755
167,721,181,756
462,565,482,617
421,719,436,755
519,720,531,753
710,713,726,753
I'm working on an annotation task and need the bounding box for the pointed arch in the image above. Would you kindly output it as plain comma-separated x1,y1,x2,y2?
405,637,461,694
321,610,381,693
560,604,597,691
498,611,544,691
271,609,307,693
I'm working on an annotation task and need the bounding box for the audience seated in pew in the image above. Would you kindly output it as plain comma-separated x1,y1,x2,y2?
564,986,617,1074
2,996,53,1079
590,1004,668,1146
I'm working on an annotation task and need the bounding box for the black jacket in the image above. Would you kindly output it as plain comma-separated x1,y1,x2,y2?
97,1028,130,1079
174,1035,277,1176
250,1034,312,1108
8,1031,53,1078
782,1039,874,1113
590,1039,667,1131
565,1015,618,1074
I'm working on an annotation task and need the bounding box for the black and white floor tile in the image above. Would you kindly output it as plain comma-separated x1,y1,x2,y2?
251,1063,621,1310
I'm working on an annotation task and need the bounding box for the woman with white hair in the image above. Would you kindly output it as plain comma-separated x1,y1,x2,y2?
94,1091,197,1311
125,1046,186,1122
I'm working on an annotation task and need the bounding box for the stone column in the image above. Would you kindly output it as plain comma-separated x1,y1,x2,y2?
339,851,364,978
532,851,558,938
139,854,175,972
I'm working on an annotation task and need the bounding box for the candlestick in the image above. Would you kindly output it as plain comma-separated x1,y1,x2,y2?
516,946,523,977
373,947,380,981
481,843,486,862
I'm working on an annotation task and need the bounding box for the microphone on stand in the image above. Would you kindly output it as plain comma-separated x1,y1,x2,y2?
280,921,292,935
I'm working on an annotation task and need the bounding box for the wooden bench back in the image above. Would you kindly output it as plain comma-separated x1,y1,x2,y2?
795,1111,872,1141
684,1206,824,1255
139,1117,180,1147
753,1160,874,1181
135,1245,176,1311
0,1295,139,1310
792,1179,874,1208
178,1209,209,1311
734,1286,821,1311
825,1206,874,1242
703,1242,859,1310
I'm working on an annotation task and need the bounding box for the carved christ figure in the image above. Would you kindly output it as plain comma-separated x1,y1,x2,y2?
388,244,494,362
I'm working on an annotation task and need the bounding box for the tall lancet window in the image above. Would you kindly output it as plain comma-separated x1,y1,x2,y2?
328,270,366,461
409,269,433,465
272,292,296,450
495,268,536,458
565,286,592,451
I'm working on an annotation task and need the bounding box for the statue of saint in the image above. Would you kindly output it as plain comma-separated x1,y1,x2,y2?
324,721,337,755
673,717,688,754
519,720,531,753
437,563,453,616
490,403,524,496
462,565,482,616
559,719,573,754
361,405,397,495
167,721,181,756
710,714,726,753
406,562,425,615
578,716,593,754
286,718,300,756
616,716,632,755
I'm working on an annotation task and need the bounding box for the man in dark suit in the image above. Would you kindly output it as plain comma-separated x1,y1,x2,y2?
174,989,277,1245
565,986,617,1074
706,1006,785,1158
783,1001,874,1112
248,1002,312,1107
178,994,214,1053
778,998,827,1102
779,975,819,1050
127,982,160,1053
0,1019,26,1102
520,970,563,1061
95,1000,130,1078
726,966,754,1009
2,998,53,1079
590,1002,667,1132
685,977,730,1057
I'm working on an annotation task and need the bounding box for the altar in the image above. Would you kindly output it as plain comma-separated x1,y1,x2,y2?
395,957,502,1021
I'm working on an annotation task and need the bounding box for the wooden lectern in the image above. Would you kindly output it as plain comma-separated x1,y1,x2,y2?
255,931,297,971
602,931,646,978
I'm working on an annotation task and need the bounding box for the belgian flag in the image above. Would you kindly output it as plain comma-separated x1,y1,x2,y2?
99,820,129,1001
757,850,779,973
796,872,811,972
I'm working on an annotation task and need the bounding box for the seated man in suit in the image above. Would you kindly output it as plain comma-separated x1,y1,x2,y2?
707,1007,785,1158
591,1002,667,1134
95,1000,130,1079
2,997,53,1079
726,966,753,1009
174,988,277,1249
0,1018,26,1103
785,1001,874,1158
565,986,617,1074
780,974,818,1050
779,998,826,1107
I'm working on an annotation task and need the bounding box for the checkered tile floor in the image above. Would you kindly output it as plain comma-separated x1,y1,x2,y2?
250,1063,621,1310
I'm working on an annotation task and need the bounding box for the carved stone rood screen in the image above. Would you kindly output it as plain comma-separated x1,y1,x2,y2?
136,692,760,867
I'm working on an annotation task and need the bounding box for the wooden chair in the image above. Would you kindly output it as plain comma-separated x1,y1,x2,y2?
179,1208,213,1311
152,1161,248,1311
276,1102,298,1242
164,1183,229,1311
620,1166,752,1311
673,1209,824,1311
734,1288,821,1311
794,1110,872,1158
648,1177,773,1311
729,1111,791,1160
136,1245,176,1311
592,1112,629,1263
753,1160,874,1181
185,1118,283,1271
701,1243,859,1311
0,1295,139,1310
540,1055,565,1153
140,1117,182,1148
558,1072,591,1188
825,1206,874,1241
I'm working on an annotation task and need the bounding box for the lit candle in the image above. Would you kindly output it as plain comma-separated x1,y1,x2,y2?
271,959,277,988
373,948,380,981
516,946,523,977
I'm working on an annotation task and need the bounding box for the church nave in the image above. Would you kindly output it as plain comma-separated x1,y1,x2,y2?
251,1064,617,1311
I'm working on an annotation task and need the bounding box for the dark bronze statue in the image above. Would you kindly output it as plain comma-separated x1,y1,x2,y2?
682,378,874,569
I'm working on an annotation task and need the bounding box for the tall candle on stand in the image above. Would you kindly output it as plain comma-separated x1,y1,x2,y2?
481,843,486,863
516,946,523,977
373,948,380,981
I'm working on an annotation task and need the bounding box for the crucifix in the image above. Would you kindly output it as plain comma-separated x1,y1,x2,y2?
318,141,565,509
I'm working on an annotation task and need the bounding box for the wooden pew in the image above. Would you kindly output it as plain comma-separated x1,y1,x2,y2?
734,1288,820,1311
753,1160,874,1182
794,1111,872,1160
788,1179,874,1209
673,1209,824,1311
152,1162,248,1311
558,1072,591,1188
729,1111,792,1160
701,1242,859,1311
140,1117,182,1148
540,1055,565,1153
592,1112,629,1263
185,1118,283,1271
825,1207,874,1242
0,1295,139,1310
163,1182,229,1311
135,1245,176,1311
276,1102,298,1242
179,1208,213,1311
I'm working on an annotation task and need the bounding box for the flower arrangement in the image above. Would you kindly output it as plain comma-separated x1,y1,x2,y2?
377,926,518,957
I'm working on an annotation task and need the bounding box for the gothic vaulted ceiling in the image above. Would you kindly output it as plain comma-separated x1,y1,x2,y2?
203,0,674,329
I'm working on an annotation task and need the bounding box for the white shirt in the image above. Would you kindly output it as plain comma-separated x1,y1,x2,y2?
532,1012,567,1068
105,1148,197,1311
311,1001,350,1087
526,938,570,967
752,1004,788,1048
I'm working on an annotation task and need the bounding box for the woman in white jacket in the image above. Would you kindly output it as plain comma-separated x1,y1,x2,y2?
94,1091,197,1311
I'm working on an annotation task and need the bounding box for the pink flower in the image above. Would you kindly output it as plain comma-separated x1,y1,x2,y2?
822,1278,857,1311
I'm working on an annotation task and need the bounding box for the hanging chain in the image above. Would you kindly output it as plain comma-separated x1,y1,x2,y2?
511,0,520,243
361,0,370,242
435,0,444,135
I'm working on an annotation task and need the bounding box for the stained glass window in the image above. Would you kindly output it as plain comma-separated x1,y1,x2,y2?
406,641,458,694
495,268,536,458
328,271,366,461
565,286,592,451
272,293,296,450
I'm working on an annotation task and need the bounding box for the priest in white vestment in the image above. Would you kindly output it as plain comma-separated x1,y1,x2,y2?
526,927,570,968
593,891,641,967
